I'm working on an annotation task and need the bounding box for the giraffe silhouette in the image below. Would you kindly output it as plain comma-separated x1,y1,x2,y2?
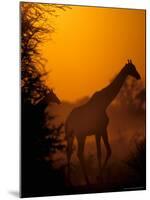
65,60,141,184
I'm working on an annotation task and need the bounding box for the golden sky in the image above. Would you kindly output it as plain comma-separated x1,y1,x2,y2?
41,5,145,102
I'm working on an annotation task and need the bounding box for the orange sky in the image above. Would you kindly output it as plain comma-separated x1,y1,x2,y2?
41,5,145,102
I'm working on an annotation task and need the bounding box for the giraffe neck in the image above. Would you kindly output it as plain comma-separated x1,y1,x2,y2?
90,67,128,108
88,66,129,109
105,67,128,106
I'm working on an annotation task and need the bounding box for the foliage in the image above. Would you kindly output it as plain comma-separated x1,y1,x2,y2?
21,2,67,157
21,3,68,196
126,137,146,184
21,2,67,104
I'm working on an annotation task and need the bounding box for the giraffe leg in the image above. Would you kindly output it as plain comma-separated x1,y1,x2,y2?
95,134,103,182
102,130,112,171
66,135,74,184
77,136,89,185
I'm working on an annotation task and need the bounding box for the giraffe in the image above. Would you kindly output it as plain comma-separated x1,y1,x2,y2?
65,60,141,184
35,89,61,105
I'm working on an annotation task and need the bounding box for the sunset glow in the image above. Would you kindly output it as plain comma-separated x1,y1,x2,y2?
41,5,145,102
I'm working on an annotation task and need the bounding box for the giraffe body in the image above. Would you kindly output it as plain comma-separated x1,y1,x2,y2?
66,96,109,138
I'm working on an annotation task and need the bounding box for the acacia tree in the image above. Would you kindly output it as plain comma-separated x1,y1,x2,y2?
21,3,69,196
21,2,67,104
21,2,69,159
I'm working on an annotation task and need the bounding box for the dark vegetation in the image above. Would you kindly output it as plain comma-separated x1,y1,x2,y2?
21,3,68,197
126,137,146,185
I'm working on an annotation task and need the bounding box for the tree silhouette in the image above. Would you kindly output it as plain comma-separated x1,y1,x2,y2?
126,137,146,186
21,2,67,104
21,3,68,197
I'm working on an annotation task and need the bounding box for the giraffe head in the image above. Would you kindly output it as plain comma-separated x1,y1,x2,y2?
45,89,61,104
125,59,141,80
